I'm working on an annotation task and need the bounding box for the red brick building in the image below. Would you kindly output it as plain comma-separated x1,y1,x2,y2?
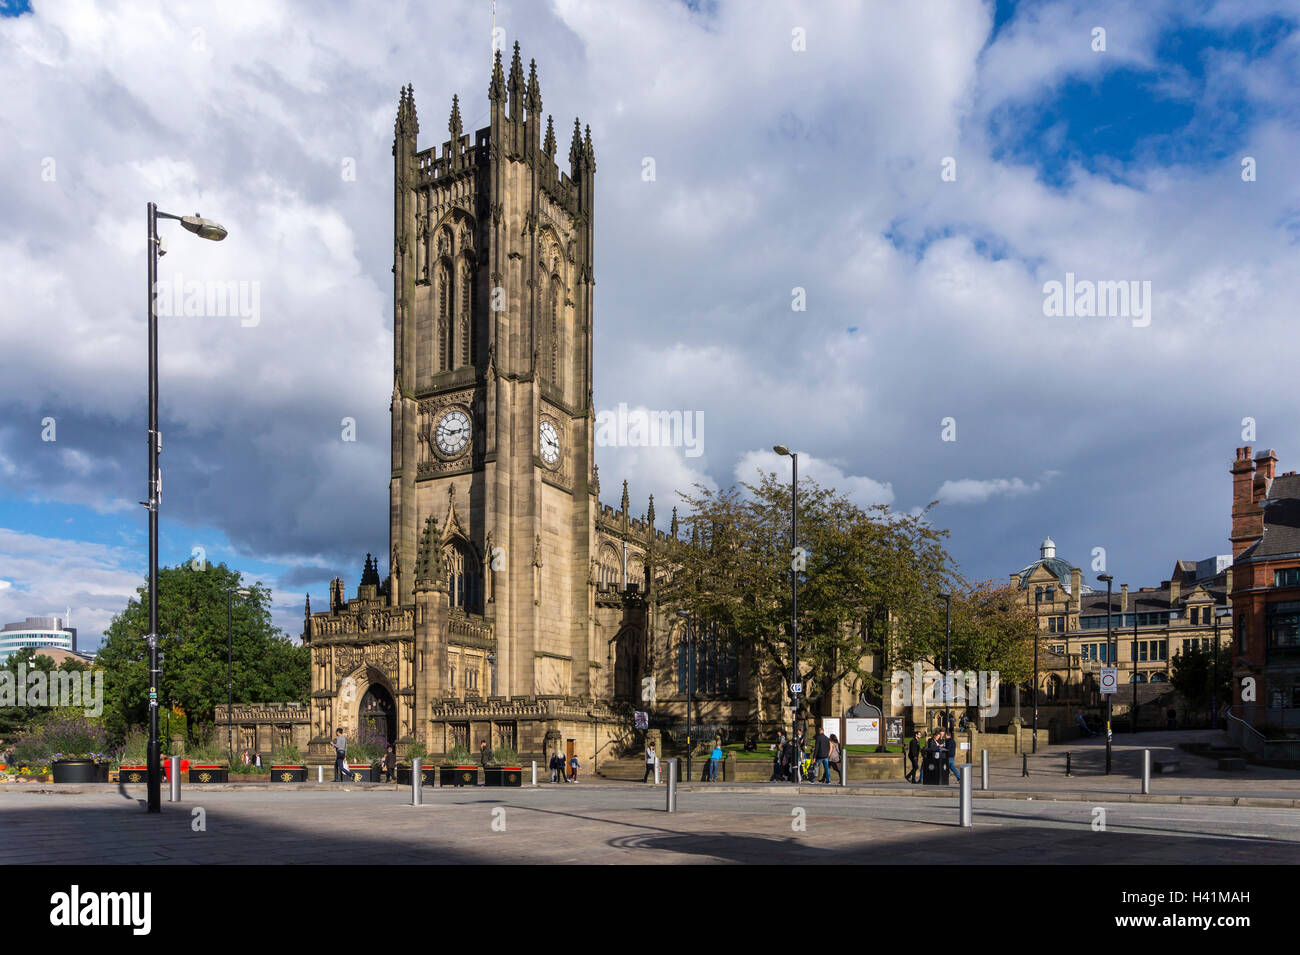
1230,446,1300,728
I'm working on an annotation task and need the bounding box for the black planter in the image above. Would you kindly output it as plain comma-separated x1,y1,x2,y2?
118,766,148,784
483,767,523,787
188,767,228,783
271,766,307,783
397,766,434,785
343,764,379,783
52,759,103,783
439,765,478,787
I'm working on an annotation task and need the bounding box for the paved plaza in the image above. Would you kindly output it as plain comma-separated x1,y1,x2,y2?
3,779,1299,865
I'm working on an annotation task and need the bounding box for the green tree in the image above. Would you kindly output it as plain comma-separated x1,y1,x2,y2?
658,473,957,724
0,650,90,742
97,562,308,745
1170,644,1231,722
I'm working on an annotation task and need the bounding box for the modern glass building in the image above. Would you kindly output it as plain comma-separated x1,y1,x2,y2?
0,616,76,663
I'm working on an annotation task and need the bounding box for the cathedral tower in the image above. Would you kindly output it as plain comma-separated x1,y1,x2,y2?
390,44,597,698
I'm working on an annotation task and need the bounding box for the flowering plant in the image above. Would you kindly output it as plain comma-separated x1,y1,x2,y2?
14,716,110,763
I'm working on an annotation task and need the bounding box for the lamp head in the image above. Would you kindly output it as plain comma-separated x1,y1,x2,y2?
773,445,790,456
1097,573,1113,584
180,214,228,241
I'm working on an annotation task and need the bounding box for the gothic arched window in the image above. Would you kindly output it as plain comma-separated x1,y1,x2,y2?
549,278,560,383
443,539,482,613
459,257,473,367
436,261,451,372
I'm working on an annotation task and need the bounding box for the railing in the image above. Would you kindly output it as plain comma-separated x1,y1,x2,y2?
1225,711,1300,761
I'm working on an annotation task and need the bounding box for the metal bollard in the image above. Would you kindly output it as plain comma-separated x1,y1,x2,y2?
666,758,678,813
654,756,661,785
980,749,989,791
318,765,324,784
411,757,423,806
168,756,181,802
959,768,972,828
1142,749,1151,795
840,752,848,787
1022,753,1029,777
1065,752,1072,777
531,760,537,787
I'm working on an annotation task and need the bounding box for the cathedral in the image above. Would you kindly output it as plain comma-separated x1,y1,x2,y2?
299,45,769,766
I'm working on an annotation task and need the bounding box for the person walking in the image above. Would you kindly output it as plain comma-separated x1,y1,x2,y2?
707,742,723,782
568,753,581,783
813,727,831,784
332,728,347,781
549,751,563,783
769,732,787,782
643,742,657,783
906,730,923,783
828,733,842,783
479,739,490,768
383,745,396,783
943,729,961,783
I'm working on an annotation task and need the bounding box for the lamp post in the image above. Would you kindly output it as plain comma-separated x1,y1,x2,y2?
1033,587,1041,753
1132,600,1139,734
1098,573,1114,774
225,587,251,766
774,445,801,738
1212,610,1220,730
145,203,228,813
676,609,695,782
939,592,952,730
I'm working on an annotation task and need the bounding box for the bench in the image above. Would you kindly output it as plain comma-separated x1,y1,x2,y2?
1217,757,1247,772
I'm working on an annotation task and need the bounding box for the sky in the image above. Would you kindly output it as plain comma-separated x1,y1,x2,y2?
1,0,1297,650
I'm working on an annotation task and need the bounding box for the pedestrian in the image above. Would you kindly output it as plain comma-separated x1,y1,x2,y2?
332,728,347,781
813,726,831,783
943,730,961,783
479,739,490,768
549,751,563,783
828,733,842,783
905,730,922,782
1166,706,1177,730
769,732,787,782
643,742,657,783
708,742,723,782
383,745,396,782
780,735,797,782
568,753,580,783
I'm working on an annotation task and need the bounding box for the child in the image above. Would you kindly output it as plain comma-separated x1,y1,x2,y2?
568,754,581,783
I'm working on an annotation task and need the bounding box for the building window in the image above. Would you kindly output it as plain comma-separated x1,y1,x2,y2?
675,626,739,696
1265,601,1300,651
1275,568,1300,588
449,722,469,751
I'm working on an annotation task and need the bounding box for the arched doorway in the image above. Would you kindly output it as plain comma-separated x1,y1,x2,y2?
358,683,397,749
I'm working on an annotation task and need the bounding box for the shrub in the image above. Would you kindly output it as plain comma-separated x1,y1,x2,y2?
444,744,474,765
14,714,110,763
270,744,302,766
404,740,427,762
491,745,518,766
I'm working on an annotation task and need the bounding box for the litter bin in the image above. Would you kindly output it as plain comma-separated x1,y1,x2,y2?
921,753,948,786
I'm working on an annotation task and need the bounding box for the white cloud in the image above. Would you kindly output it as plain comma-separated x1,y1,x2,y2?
935,477,1044,506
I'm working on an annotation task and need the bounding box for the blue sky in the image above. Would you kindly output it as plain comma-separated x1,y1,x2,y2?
1,0,1297,649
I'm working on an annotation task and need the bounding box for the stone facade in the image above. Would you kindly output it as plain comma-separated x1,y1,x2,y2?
300,47,772,766
213,703,312,757
1229,446,1300,727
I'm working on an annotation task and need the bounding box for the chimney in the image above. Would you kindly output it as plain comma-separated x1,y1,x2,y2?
1169,576,1180,606
1070,567,1082,613
1231,446,1264,558
1120,583,1128,613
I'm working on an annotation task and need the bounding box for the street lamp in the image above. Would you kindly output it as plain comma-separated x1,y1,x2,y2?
1212,610,1221,730
1132,598,1139,734
773,445,801,739
225,587,252,767
145,203,227,813
939,592,952,731
1033,587,1042,753
676,609,695,782
1098,573,1114,775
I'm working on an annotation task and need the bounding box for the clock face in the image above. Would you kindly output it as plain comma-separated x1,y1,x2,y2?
539,420,561,465
435,409,471,456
